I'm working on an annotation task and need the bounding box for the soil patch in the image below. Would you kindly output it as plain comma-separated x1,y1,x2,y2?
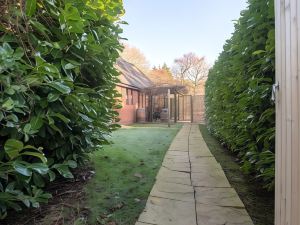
3,166,95,225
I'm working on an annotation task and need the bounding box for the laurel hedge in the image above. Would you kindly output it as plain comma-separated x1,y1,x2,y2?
205,0,275,190
0,0,123,218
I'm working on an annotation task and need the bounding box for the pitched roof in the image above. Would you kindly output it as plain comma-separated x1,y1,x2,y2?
116,58,153,90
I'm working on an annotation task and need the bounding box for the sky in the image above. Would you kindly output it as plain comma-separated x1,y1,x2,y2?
121,0,248,67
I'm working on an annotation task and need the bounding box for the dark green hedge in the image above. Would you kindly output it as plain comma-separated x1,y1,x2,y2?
205,0,275,190
0,0,123,218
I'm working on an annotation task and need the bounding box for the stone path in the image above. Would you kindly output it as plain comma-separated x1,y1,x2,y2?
135,124,254,225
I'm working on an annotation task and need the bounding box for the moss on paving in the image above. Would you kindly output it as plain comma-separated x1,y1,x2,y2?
199,124,274,225
85,124,181,225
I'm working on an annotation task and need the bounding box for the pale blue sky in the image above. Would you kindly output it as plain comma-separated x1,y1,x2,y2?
121,0,248,67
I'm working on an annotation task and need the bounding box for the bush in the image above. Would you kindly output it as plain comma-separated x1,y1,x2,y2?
0,0,123,218
205,0,275,190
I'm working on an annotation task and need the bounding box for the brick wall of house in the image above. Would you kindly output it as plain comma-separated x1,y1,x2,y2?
117,105,137,125
116,86,145,125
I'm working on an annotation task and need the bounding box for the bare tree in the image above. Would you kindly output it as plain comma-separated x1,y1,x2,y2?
173,53,208,95
187,56,209,95
172,53,194,85
120,43,150,74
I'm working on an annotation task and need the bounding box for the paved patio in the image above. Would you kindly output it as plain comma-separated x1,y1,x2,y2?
135,124,253,225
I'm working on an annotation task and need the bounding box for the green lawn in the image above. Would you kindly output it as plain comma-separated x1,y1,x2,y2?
85,124,181,225
130,123,183,128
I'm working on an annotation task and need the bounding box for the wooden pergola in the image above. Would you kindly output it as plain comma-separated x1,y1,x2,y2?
142,84,188,126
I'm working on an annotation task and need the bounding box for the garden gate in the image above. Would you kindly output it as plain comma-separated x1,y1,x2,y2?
170,95,205,123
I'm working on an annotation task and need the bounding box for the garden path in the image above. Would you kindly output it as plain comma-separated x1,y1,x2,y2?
135,124,254,225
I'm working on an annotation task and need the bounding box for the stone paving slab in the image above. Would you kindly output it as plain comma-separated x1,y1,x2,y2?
191,162,220,171
164,157,190,163
163,157,190,163
156,166,189,178
169,142,188,147
156,167,191,185
196,204,253,225
166,151,189,157
165,154,189,162
190,156,219,165
191,170,231,188
150,181,194,202
162,165,190,173
189,141,210,147
189,143,209,151
169,145,188,149
135,124,253,225
162,161,191,173
195,187,245,207
189,140,208,145
138,197,197,225
189,148,213,157
168,146,188,152
163,158,190,168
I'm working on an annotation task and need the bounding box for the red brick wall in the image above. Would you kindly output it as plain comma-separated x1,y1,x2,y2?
117,105,137,125
116,86,145,125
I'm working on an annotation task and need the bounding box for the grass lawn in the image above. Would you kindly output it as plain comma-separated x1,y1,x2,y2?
199,124,274,225
3,123,180,225
85,123,181,225
130,123,183,128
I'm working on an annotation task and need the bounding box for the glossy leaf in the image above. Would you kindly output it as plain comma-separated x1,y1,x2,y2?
4,139,24,159
13,161,32,177
26,0,37,17
47,82,71,94
0,0,124,217
205,0,275,190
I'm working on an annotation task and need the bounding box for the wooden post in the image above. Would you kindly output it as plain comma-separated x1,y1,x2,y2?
177,95,180,121
174,94,177,123
149,95,153,122
182,96,185,121
191,95,194,123
167,89,171,127
275,0,300,224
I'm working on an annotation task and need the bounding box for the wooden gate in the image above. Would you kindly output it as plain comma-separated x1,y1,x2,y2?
170,95,205,123
275,0,300,224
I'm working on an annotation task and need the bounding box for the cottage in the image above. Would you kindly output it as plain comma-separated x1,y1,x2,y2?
115,58,205,125
115,58,153,124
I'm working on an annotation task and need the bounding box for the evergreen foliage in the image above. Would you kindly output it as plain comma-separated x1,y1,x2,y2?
0,0,123,218
205,0,275,190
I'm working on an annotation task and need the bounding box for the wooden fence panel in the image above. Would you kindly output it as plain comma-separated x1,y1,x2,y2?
275,0,300,224
176,95,205,123
192,95,205,123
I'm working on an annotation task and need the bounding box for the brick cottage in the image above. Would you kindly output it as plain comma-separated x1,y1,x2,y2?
115,58,153,124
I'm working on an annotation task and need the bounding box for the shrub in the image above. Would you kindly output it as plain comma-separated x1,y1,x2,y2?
0,0,123,218
205,0,275,190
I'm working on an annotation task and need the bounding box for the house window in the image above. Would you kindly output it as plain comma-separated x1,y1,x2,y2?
121,88,126,104
138,92,140,108
126,88,133,105
132,90,137,105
